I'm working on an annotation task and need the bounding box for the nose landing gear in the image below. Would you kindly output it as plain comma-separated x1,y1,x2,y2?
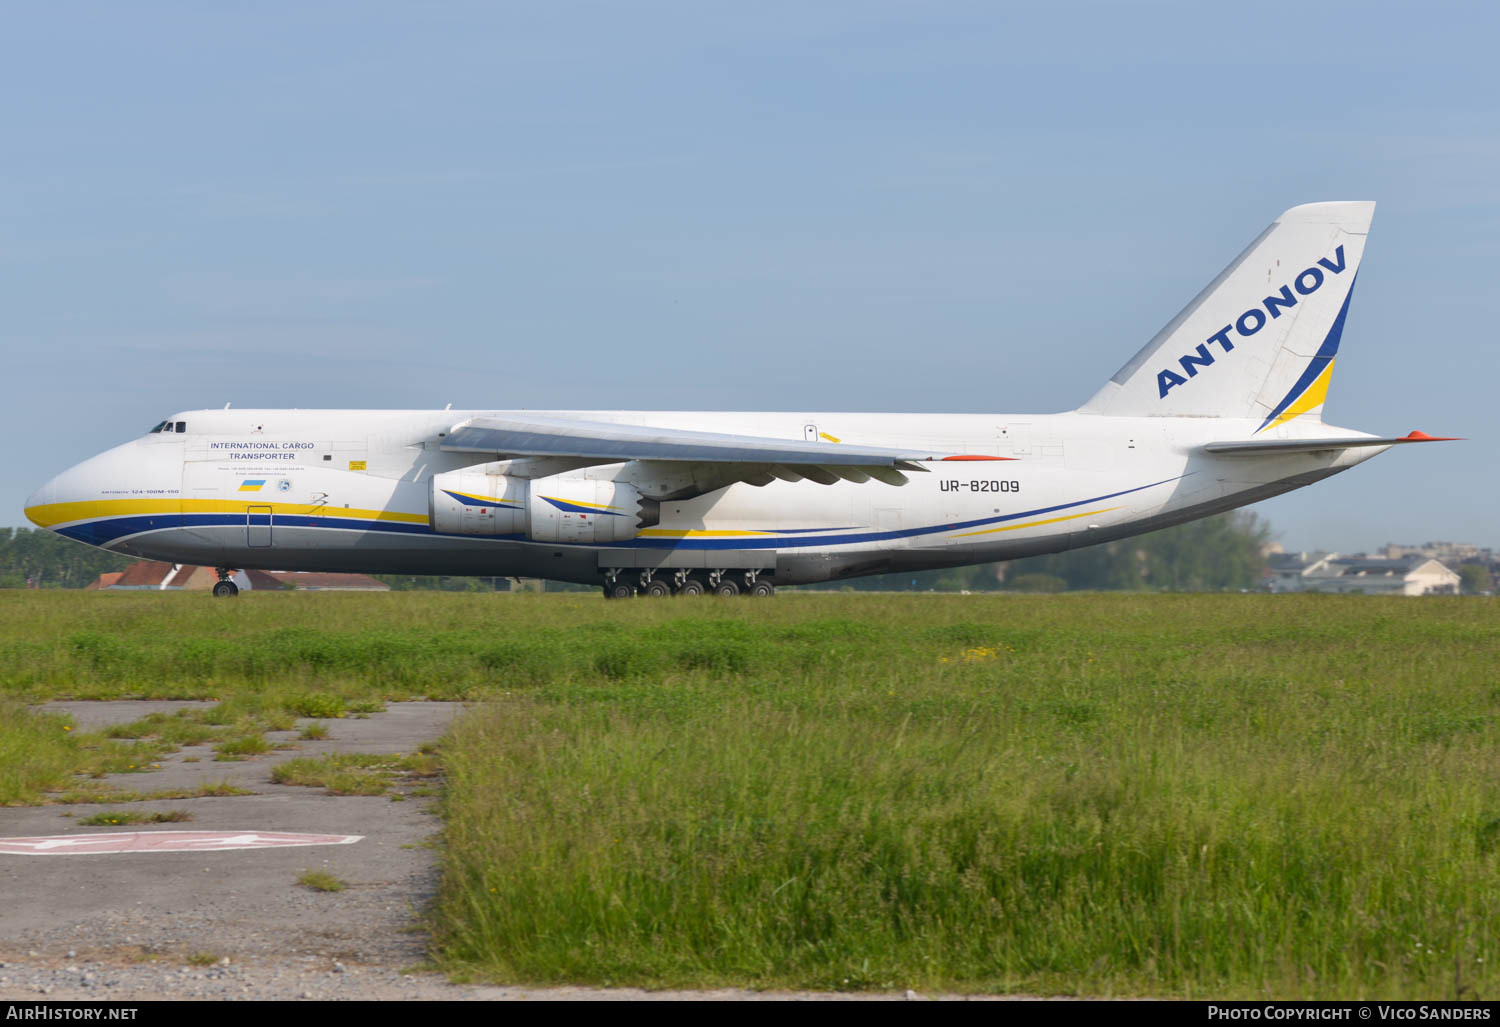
212,569,239,599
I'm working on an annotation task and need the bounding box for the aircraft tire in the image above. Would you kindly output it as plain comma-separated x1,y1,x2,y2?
644,579,672,598
748,580,775,598
676,577,705,597
608,581,637,600
713,578,741,598
212,581,239,599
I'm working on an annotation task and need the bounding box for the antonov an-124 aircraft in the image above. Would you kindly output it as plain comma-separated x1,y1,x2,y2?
25,201,1454,597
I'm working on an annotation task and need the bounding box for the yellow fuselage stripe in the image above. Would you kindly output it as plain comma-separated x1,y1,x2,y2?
637,528,779,538
948,506,1122,539
25,498,429,529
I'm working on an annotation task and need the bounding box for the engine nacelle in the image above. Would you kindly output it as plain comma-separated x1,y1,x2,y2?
430,466,648,543
527,477,645,543
430,466,528,536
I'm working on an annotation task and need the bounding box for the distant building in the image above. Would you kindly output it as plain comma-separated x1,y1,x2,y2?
1266,551,1335,592
89,562,387,592
1382,541,1495,565
1381,541,1496,593
261,571,389,591
1267,552,1460,596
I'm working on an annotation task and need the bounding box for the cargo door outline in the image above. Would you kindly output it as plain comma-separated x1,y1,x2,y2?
246,506,273,548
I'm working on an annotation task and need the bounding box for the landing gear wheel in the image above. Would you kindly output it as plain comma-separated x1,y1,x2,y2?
608,581,637,600
749,580,775,598
212,580,239,599
713,578,742,598
644,579,672,598
676,578,706,597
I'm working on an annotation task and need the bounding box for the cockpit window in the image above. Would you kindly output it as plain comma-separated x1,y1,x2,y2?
176,421,186,433
149,421,168,433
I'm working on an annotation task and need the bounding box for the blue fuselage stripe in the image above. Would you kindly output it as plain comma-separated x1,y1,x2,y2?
55,478,1179,551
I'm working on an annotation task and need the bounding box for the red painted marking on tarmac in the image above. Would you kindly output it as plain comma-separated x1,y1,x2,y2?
0,831,362,855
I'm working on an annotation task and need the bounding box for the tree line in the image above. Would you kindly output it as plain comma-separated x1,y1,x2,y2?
0,527,131,589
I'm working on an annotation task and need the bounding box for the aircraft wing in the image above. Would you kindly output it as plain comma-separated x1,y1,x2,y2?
1202,431,1459,456
441,414,1006,487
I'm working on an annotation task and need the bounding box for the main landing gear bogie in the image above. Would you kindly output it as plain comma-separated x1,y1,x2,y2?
601,569,774,598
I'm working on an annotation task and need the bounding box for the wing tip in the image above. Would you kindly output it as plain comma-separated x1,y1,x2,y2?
1402,430,1463,442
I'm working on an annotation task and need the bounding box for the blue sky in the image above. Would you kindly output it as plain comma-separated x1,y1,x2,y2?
5,1,1496,553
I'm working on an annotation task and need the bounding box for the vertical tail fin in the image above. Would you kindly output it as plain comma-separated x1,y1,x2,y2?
1080,201,1374,431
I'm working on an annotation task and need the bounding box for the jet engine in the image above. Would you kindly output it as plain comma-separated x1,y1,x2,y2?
430,466,654,543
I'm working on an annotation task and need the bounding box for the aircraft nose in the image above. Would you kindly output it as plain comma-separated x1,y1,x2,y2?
24,438,177,536
23,478,57,529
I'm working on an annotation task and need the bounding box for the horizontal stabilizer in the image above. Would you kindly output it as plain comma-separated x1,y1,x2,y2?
1202,431,1460,456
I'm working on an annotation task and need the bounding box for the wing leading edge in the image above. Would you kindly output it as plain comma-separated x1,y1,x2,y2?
441,414,1011,487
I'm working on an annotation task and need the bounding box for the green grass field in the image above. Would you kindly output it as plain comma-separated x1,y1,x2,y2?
2,590,1498,997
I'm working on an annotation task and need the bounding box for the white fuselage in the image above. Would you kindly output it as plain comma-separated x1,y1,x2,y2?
24,408,1383,587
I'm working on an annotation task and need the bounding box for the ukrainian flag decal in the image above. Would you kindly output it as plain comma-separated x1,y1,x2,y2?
238,479,267,492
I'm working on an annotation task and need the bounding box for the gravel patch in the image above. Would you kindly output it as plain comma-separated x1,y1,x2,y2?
0,951,977,1000
2,701,1020,1001
2,701,465,1000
